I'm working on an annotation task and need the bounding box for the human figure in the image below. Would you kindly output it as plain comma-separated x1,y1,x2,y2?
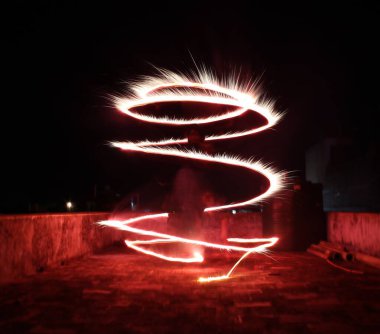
167,166,205,239
167,127,210,240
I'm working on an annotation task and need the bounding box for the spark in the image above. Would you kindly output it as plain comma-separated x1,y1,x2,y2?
100,67,285,282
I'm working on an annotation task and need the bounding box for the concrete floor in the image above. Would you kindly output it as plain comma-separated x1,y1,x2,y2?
1,245,380,334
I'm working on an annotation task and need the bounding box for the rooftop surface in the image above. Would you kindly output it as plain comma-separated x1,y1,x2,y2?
1,245,379,333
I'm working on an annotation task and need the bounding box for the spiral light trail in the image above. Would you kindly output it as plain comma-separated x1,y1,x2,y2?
99,68,285,282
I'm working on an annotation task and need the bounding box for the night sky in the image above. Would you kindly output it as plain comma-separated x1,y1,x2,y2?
3,2,379,213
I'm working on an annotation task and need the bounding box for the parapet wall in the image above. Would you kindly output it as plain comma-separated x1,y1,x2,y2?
206,212,263,242
5,210,378,283
0,212,123,284
327,212,380,257
0,211,263,283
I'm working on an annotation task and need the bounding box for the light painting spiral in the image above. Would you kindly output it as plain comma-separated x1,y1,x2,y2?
99,68,285,282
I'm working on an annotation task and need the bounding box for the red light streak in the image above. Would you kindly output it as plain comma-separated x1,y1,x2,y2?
99,68,285,282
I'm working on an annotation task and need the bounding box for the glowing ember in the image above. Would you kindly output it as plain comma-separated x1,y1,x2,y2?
99,68,285,282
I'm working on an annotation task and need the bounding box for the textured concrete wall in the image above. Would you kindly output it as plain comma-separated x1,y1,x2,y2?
0,211,263,283
114,211,263,243
327,212,380,257
0,213,124,284
205,212,263,242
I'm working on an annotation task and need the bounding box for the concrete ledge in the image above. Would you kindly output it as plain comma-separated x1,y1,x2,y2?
0,211,263,284
327,212,380,257
0,212,124,284
112,211,263,240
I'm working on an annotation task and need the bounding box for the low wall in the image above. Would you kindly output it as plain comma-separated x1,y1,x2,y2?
0,212,124,284
327,212,380,257
0,211,264,284
204,212,263,242
112,211,263,242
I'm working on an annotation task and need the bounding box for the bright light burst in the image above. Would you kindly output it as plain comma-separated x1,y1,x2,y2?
99,67,285,282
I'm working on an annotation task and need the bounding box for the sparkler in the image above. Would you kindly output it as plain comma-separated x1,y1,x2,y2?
99,68,285,282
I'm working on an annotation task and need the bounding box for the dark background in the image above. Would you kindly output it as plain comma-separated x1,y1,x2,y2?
3,2,379,213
